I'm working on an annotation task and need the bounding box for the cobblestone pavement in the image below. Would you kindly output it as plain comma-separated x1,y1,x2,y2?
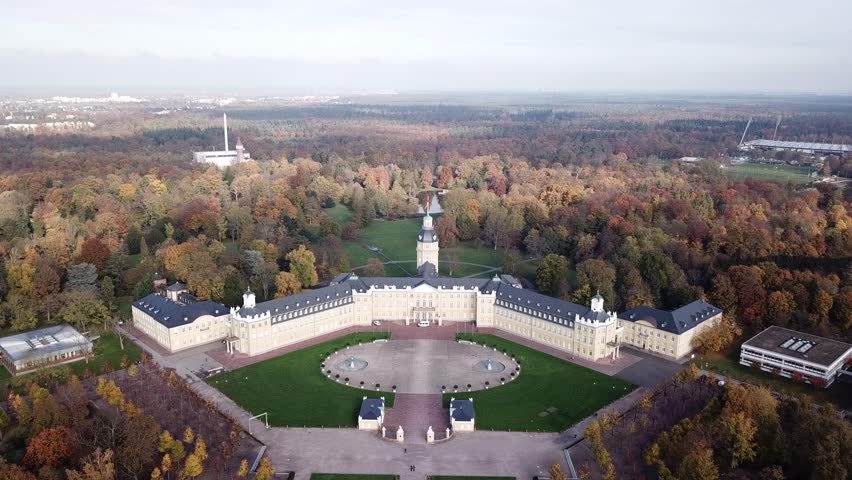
383,394,451,445
327,340,517,394
123,323,675,479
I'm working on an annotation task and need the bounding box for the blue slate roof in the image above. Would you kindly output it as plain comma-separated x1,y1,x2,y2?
236,272,607,329
133,293,228,328
359,398,384,420
619,300,721,334
450,399,475,421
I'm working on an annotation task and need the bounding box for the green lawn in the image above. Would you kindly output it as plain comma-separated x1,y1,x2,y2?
2,332,142,390
446,334,634,432
209,333,394,427
311,475,399,480
326,204,354,225
693,351,852,409
723,163,814,184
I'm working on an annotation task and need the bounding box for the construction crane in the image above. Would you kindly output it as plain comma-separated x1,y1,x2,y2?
739,116,753,146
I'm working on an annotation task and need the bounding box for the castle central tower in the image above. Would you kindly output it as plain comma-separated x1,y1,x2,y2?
416,213,439,274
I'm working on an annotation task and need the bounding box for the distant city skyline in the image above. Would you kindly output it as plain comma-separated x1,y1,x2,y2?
2,0,851,94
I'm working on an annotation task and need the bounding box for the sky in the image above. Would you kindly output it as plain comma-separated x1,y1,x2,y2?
1,0,851,95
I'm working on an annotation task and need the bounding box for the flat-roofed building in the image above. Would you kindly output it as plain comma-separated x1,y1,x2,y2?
739,326,852,387
741,139,852,156
0,325,93,376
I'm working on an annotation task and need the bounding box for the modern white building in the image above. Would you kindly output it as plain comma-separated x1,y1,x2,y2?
193,114,251,168
739,326,852,387
0,325,93,376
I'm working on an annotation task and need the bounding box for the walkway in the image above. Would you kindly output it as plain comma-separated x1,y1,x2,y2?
121,323,678,479
383,394,450,445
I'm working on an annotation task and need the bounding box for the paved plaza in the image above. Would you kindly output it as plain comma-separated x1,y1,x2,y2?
326,339,518,394
122,323,679,478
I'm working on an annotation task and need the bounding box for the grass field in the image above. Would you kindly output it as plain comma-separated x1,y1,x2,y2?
1,332,142,389
311,475,399,480
693,350,852,409
209,332,394,427
446,334,634,432
723,163,814,184
324,206,506,278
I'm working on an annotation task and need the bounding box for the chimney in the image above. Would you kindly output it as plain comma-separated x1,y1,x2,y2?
223,113,229,151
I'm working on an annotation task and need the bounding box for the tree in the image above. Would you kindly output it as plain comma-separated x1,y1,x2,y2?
691,316,741,354
179,454,202,480
24,425,77,467
182,426,194,444
718,411,757,469
60,292,111,333
341,223,359,241
254,457,274,480
0,458,37,480
236,459,248,478
364,258,386,277
274,272,302,298
550,463,568,480
677,447,719,480
118,413,160,478
65,448,115,480
0,408,9,439
244,250,278,300
435,214,460,247
77,238,112,273
286,245,318,288
536,254,569,296
66,263,98,291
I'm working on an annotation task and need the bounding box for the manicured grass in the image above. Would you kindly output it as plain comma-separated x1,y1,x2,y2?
694,350,852,408
326,204,354,225
430,477,515,480
723,163,813,184
445,334,634,432
1,332,142,389
209,333,394,427
311,475,399,480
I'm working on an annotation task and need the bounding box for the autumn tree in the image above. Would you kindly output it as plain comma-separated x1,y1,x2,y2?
274,272,302,298
364,258,386,277
77,238,112,273
254,457,274,480
24,425,77,467
65,448,115,480
286,245,318,288
691,316,741,354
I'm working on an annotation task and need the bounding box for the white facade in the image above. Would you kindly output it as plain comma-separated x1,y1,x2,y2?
416,213,439,274
739,326,852,387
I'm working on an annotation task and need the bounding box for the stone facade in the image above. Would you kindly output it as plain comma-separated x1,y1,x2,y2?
134,214,721,362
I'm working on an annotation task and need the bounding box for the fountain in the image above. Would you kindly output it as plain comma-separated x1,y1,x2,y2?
473,358,505,373
336,355,369,371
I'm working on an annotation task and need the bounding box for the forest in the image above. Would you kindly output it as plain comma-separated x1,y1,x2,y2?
0,96,850,479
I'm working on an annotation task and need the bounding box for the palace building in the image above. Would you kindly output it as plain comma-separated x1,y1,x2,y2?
133,213,722,362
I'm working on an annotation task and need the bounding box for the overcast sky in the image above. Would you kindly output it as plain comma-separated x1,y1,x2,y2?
1,0,850,95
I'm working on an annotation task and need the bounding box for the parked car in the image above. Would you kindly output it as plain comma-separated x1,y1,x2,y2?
417,320,430,327
372,320,382,326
